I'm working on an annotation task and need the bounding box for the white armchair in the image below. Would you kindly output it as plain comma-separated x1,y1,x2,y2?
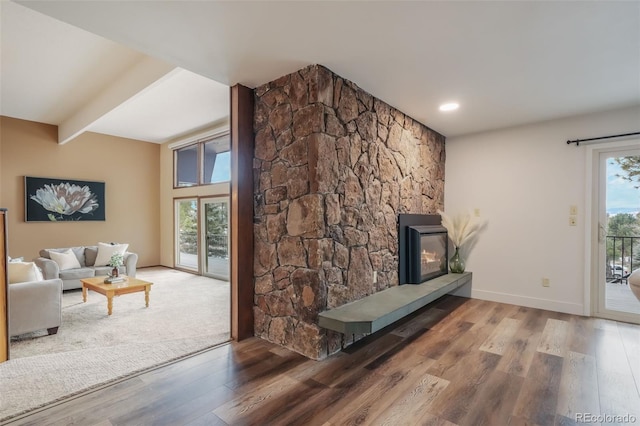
8,278,63,337
630,269,640,303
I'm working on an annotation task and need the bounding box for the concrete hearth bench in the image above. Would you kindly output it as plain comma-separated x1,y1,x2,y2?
318,272,472,335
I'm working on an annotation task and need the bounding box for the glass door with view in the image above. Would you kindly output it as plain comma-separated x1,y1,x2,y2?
175,199,198,271
173,133,230,275
200,197,230,281
597,149,640,323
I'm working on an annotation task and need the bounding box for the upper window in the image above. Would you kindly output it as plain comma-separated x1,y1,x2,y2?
175,145,199,187
174,133,230,187
203,137,231,184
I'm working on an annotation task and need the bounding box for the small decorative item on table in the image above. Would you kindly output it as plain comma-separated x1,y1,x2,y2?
107,253,124,279
104,276,126,284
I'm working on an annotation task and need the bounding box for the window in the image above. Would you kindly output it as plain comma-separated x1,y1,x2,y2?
175,145,198,187
203,136,231,184
174,133,230,187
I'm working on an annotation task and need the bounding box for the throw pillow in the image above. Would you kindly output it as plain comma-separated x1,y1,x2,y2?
34,266,44,281
8,262,43,284
85,246,98,266
50,249,82,271
94,242,129,267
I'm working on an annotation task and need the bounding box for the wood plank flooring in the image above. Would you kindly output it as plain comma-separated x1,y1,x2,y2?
5,296,640,426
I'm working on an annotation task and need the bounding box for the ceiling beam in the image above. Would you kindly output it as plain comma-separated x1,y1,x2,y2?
58,56,176,145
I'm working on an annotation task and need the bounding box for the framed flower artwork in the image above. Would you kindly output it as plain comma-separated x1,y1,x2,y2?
24,176,106,222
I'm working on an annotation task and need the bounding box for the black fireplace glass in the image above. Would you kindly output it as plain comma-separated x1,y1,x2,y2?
408,225,448,283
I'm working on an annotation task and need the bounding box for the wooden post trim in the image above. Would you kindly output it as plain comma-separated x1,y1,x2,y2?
230,85,255,340
0,209,9,362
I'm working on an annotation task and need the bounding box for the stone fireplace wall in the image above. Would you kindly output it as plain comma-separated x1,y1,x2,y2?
253,65,445,359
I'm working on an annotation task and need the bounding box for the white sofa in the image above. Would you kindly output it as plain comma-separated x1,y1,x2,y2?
35,246,138,290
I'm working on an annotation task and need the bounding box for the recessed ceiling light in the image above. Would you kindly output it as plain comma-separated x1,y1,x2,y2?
439,102,459,112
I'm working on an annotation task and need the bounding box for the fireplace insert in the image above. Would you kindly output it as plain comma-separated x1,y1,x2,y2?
407,225,448,283
398,214,448,284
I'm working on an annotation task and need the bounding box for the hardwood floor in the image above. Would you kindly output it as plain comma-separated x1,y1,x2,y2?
6,296,640,426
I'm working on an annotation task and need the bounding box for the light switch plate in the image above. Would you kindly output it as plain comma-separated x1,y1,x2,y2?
570,205,578,215
569,216,577,226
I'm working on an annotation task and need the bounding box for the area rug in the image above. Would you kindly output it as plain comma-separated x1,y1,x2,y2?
0,267,230,422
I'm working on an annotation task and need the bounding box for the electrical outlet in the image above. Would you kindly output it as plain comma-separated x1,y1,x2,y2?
569,205,578,215
569,216,577,226
542,278,550,287
373,271,378,283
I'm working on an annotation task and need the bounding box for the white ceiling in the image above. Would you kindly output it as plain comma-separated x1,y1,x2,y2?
4,1,640,141
0,2,229,144
88,69,229,143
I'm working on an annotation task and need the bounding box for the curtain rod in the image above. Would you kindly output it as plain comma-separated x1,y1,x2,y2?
167,127,230,150
567,131,640,146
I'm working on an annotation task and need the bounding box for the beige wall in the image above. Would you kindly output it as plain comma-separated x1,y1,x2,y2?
159,124,230,267
0,119,3,203
0,116,161,266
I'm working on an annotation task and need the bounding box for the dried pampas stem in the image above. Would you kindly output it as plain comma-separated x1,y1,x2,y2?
438,210,481,249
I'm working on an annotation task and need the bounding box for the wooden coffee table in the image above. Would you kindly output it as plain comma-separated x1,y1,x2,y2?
81,276,153,316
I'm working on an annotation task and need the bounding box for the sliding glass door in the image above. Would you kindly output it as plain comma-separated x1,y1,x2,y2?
175,198,198,271
593,146,640,324
200,197,230,280
175,196,230,280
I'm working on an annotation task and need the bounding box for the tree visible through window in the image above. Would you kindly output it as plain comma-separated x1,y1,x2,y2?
606,156,640,280
205,201,228,258
614,156,640,188
177,199,198,269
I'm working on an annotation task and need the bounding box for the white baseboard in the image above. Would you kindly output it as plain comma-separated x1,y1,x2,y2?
470,289,585,316
449,282,472,298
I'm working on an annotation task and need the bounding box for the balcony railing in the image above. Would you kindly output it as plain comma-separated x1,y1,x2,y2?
606,235,639,283
206,233,229,258
179,231,228,258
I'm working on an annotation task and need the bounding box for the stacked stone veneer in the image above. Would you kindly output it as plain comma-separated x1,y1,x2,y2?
253,65,445,359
